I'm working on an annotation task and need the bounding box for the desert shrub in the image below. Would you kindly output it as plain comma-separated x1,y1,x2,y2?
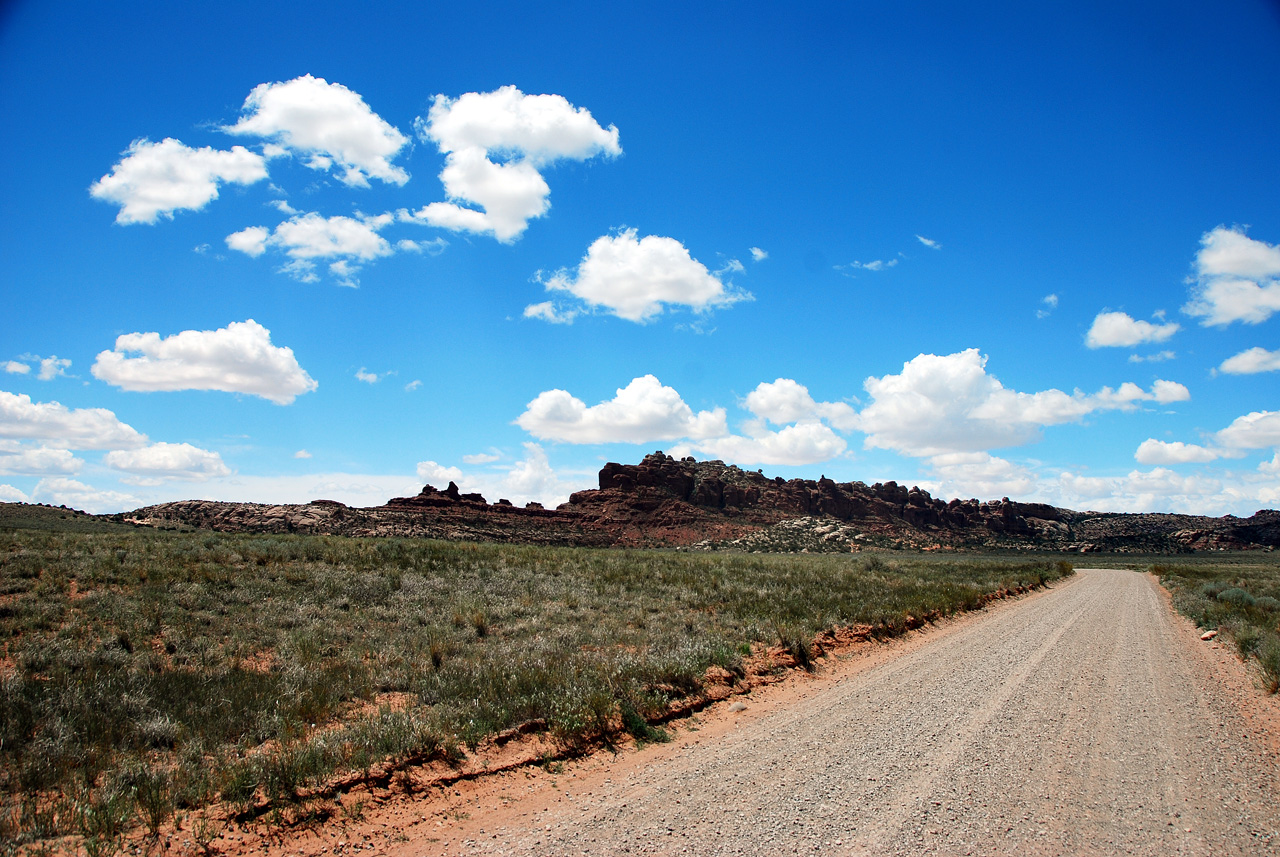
1153,558,1280,696
0,525,1072,844
119,764,172,836
1226,622,1263,658
259,740,330,804
1257,637,1280,694
1218,587,1256,607
219,762,259,813
619,698,669,744
76,782,134,857
1199,580,1228,599
774,624,815,672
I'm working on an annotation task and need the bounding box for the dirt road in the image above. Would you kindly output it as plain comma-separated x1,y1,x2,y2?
398,569,1279,856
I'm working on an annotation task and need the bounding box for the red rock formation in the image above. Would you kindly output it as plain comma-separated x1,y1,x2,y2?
119,451,1280,553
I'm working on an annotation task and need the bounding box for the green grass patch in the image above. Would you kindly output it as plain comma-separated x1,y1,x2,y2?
0,524,1071,850
1149,557,1280,694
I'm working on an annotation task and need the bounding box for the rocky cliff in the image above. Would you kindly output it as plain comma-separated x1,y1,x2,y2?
122,451,1280,554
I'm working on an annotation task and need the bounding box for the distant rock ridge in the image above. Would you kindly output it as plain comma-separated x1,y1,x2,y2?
122,451,1280,553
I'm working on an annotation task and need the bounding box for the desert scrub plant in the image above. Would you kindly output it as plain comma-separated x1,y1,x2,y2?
619,698,670,745
1257,636,1280,694
1152,558,1280,694
1217,587,1257,607
121,764,173,837
773,624,815,671
75,783,134,857
1,523,1072,845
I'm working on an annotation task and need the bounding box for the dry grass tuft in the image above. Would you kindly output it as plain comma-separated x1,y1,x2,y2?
0,523,1071,852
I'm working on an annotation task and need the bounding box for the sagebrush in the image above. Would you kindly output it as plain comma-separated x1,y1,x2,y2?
0,523,1071,851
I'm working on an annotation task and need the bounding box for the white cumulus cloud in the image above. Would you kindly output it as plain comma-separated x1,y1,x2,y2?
1149,380,1191,404
0,390,147,449
1085,311,1180,348
1050,466,1251,514
31,478,137,514
226,225,270,257
1121,468,1224,503
533,229,748,323
686,422,847,467
415,444,582,508
916,235,941,249
415,460,465,487
0,484,29,502
104,442,231,485
743,378,858,430
1134,439,1221,465
409,152,550,243
91,319,317,404
224,74,409,187
1183,226,1280,326
424,86,621,159
496,443,576,504
856,349,1186,457
1215,410,1280,451
0,443,83,476
1219,346,1280,375
410,85,620,242
923,452,1038,500
1262,453,1280,476
749,247,768,262
4,356,72,379
91,138,268,224
227,212,394,284
516,375,727,444
36,357,71,381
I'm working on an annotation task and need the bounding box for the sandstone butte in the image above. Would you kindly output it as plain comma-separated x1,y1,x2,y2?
115,452,1274,555
117,452,1280,554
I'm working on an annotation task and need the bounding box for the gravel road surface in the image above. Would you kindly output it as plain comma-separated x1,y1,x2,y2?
431,569,1279,856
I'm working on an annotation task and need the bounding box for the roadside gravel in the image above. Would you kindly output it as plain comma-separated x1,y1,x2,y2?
421,569,1279,856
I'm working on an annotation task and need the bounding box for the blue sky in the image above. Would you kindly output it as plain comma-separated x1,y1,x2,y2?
2,0,1279,516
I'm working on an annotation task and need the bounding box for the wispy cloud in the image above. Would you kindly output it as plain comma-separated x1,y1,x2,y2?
1128,350,1176,364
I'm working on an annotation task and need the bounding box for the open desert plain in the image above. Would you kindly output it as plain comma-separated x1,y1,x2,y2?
3,2,1280,855
2,498,1279,857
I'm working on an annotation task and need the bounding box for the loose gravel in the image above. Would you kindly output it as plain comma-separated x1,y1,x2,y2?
425,569,1279,856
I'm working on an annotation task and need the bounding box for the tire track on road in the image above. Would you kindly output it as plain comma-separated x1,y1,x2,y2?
408,570,1280,856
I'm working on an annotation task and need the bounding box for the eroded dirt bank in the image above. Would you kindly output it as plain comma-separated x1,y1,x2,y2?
204,570,1280,856
378,569,1278,856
